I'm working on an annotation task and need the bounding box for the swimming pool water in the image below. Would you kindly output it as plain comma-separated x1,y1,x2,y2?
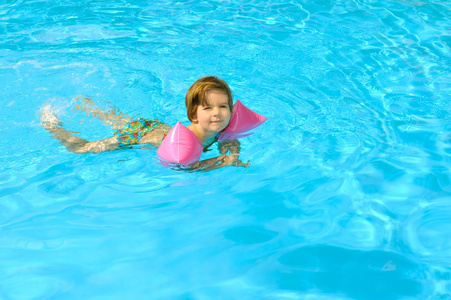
1,0,451,299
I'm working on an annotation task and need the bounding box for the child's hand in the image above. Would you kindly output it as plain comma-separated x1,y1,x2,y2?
187,155,226,170
186,154,249,171
234,159,251,167
220,154,250,167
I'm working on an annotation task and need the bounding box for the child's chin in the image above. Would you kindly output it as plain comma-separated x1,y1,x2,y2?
210,124,226,132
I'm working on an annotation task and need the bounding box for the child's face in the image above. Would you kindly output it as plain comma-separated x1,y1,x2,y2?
193,90,231,136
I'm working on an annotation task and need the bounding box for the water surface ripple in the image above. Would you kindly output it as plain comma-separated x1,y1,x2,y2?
1,0,450,299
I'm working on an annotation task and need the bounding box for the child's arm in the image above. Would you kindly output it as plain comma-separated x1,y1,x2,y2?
218,139,241,159
186,154,249,171
215,139,250,168
186,140,250,171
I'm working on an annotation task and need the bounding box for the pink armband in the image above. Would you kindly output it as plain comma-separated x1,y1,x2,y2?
156,122,203,166
218,100,267,142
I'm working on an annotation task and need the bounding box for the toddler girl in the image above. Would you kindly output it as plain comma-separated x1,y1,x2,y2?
41,76,249,170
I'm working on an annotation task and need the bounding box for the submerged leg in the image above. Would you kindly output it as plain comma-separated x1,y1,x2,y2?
41,109,89,152
73,96,132,130
40,109,118,153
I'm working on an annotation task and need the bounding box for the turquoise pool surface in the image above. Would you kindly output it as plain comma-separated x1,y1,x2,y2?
1,0,451,299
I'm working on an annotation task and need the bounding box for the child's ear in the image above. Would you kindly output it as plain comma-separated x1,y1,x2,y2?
190,112,198,123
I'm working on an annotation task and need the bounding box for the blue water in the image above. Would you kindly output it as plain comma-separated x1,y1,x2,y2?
1,0,451,299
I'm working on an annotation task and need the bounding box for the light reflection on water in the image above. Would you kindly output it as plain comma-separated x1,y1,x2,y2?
1,0,451,299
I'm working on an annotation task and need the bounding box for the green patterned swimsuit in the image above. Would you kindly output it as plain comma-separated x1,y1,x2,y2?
113,117,166,149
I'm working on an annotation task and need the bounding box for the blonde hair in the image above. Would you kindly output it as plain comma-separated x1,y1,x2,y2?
185,76,233,122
